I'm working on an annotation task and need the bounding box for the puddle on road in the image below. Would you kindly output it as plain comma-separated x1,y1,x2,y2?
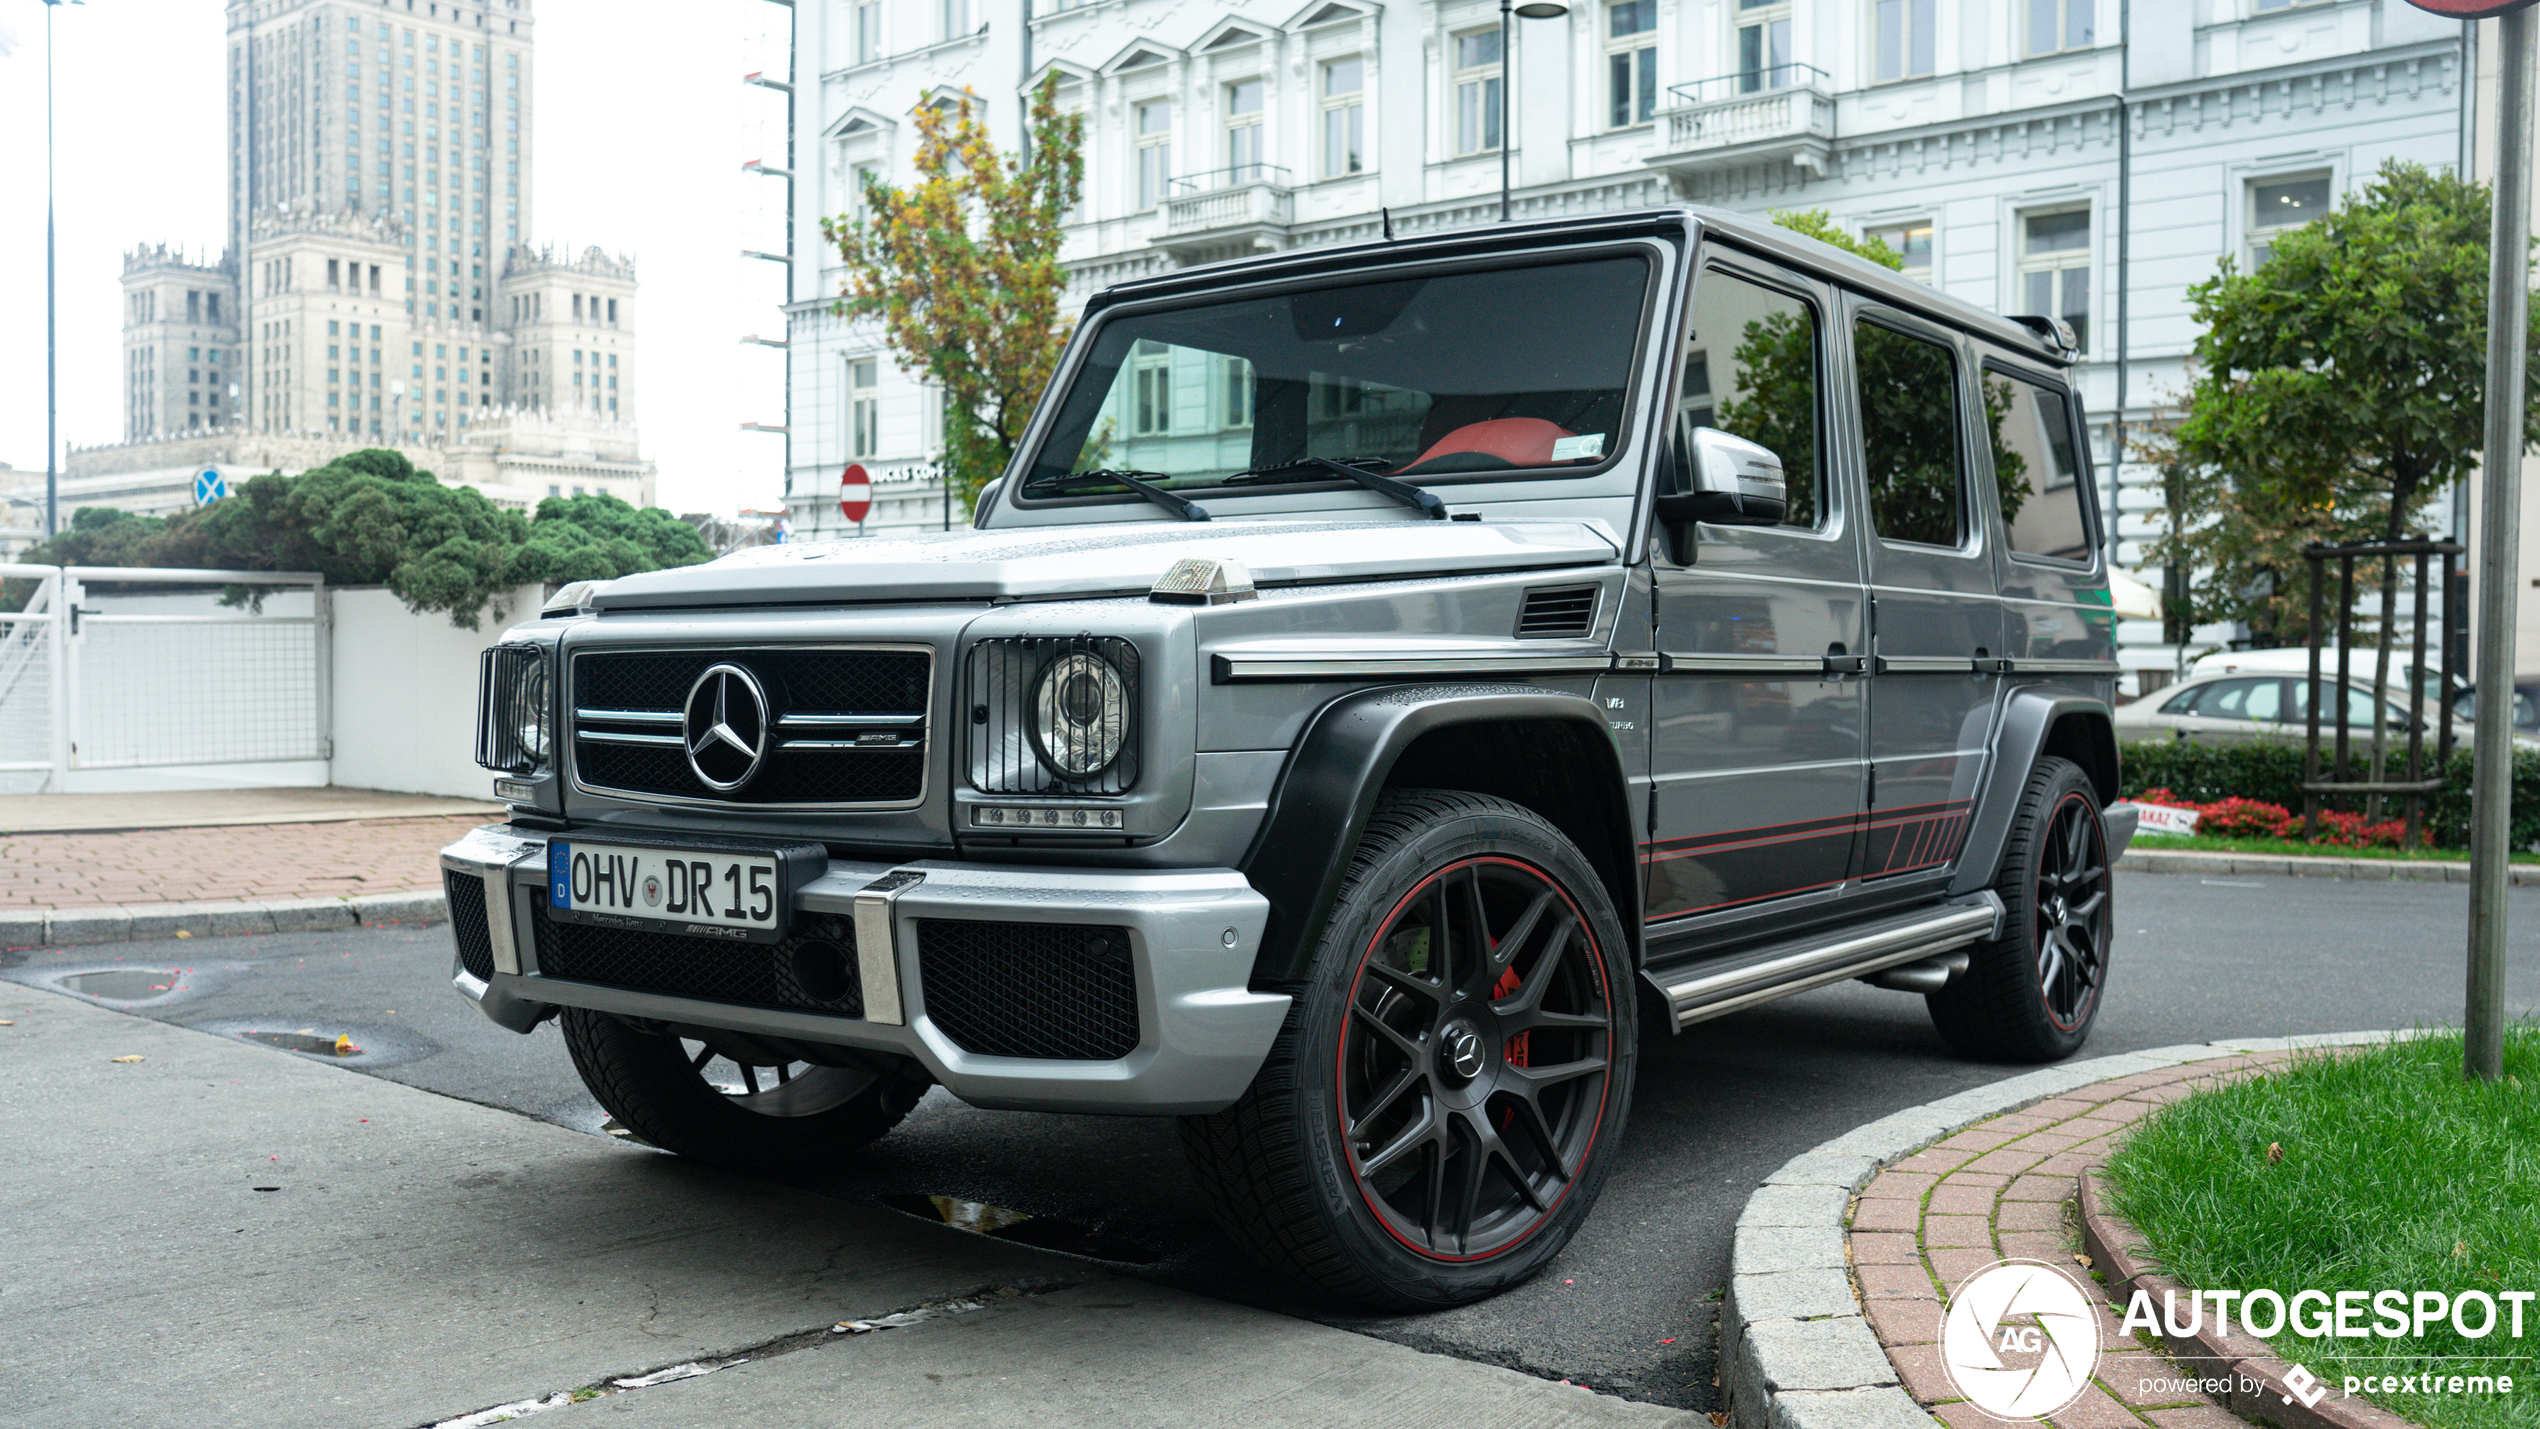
237,1029,364,1057
879,1192,1163,1265
62,968,186,1000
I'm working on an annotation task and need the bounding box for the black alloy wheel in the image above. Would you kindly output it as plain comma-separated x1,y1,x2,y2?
1180,789,1636,1309
2033,789,2109,1032
560,1007,910,1170
1342,856,1615,1261
1926,755,2113,1062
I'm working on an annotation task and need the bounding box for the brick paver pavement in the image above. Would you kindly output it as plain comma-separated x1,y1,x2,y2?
1847,1050,2300,1429
1,814,484,909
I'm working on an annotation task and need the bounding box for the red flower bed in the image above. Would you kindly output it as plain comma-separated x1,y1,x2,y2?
2136,787,2410,849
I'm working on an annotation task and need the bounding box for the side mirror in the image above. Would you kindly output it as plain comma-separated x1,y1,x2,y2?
1655,427,1789,531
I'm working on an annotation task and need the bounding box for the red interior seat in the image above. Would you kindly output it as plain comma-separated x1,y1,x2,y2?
1398,417,1575,474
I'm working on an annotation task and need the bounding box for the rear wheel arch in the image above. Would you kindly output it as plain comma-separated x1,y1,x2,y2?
1238,686,1640,988
1951,687,2118,898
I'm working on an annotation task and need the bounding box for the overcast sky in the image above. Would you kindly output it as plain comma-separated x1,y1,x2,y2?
0,0,796,516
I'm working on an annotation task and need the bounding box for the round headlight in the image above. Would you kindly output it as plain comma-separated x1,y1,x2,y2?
516,664,550,764
1031,651,1128,779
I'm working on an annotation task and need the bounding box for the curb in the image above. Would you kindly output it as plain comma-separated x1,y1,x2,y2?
2118,847,2540,884
0,890,447,949
2076,1166,2414,1429
1718,1032,2406,1429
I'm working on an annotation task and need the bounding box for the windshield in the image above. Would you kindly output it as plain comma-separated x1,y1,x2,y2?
1021,254,1653,500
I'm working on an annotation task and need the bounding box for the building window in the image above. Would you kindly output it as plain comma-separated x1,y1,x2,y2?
1738,0,1793,92
1131,340,1171,435
1454,30,1504,157
938,0,968,42
850,358,879,457
1607,0,1657,128
1868,220,1933,283
855,0,881,63
1134,100,1173,211
1225,79,1265,183
2026,0,2094,55
1321,58,1365,177
2248,172,2331,267
2019,208,2092,352
1872,0,1936,83
1223,355,1255,429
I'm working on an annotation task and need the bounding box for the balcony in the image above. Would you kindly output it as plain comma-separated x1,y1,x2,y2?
1154,165,1294,265
1645,64,1835,182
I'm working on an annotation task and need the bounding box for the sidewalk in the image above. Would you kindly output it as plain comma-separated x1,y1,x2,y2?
0,984,1697,1429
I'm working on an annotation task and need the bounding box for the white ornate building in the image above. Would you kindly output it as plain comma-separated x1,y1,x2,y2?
778,0,2483,683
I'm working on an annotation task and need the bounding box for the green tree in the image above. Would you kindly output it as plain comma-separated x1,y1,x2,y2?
2151,161,2540,803
12,449,709,627
822,75,1086,518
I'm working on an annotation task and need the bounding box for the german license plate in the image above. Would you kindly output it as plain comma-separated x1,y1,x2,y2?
546,840,786,942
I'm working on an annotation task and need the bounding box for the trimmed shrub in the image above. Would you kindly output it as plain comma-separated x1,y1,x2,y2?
2122,739,2540,851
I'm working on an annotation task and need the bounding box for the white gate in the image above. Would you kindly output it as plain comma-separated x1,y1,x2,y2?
0,565,329,793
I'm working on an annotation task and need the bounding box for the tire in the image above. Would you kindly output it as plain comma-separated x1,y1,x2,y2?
1179,789,1637,1309
1926,756,2112,1062
560,1008,909,1172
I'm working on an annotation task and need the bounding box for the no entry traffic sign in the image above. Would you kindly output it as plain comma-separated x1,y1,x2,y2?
839,463,871,524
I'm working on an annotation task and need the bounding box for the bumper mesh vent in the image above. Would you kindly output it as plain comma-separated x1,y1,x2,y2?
445,871,497,981
528,894,864,1017
915,919,1140,1061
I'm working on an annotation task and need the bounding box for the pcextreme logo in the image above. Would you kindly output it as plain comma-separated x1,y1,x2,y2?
1941,1259,2102,1418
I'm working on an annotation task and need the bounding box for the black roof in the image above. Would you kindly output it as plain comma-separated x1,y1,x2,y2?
1092,204,2067,365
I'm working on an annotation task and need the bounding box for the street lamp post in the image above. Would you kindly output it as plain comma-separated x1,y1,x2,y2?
1499,0,1569,222
40,1,82,539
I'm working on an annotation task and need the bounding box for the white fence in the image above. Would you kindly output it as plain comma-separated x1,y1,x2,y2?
0,565,537,798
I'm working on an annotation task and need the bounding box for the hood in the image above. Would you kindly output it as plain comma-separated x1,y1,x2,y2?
591,517,1621,610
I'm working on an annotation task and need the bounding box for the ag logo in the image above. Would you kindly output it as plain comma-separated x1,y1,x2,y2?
1940,1259,2101,1419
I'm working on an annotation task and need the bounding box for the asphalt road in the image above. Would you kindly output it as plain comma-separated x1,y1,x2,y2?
11,869,2539,1412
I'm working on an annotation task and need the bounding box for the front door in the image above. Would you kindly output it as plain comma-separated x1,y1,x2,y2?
1644,253,1871,926
1846,308,2002,881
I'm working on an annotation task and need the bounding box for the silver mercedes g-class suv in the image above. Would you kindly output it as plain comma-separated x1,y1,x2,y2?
442,205,2133,1309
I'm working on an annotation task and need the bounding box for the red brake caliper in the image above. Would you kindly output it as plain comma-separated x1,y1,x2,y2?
1492,965,1531,1069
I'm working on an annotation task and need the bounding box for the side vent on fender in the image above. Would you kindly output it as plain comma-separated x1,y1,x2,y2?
1515,584,1600,640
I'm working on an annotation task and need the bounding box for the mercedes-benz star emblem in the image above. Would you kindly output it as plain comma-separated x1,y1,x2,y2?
1443,1021,1487,1081
683,663,769,793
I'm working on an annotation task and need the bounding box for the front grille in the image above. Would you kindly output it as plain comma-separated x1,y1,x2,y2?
529,893,865,1017
570,647,931,807
915,918,1141,1061
445,871,496,981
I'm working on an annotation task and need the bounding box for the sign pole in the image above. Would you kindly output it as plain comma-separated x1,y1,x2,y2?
2467,2,2535,1082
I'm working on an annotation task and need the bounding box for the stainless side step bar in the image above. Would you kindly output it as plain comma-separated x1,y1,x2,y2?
1656,892,2004,1027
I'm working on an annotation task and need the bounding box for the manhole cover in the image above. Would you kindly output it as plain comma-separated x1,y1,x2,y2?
62,969,185,1000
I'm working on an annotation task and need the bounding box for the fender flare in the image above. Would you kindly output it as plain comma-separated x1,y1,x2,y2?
1236,684,1638,988
1948,684,2118,897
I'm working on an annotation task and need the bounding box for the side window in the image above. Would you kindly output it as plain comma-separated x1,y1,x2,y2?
1855,318,1967,548
1682,266,1823,529
1990,370,2092,561
2158,685,2205,715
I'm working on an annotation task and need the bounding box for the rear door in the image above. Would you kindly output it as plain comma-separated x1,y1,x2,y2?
1643,251,1870,925
1845,307,2000,882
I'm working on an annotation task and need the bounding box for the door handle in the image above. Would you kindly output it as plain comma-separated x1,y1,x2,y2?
1822,644,1869,677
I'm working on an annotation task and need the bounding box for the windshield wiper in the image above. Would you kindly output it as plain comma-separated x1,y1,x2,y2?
1024,468,1210,522
1230,455,1446,520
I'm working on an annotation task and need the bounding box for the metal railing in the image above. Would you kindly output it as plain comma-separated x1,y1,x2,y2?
0,565,329,791
1165,163,1293,197
2301,540,2464,848
1665,61,1830,108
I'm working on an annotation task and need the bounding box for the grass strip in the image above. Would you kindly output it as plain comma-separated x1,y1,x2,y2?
2130,833,2540,865
2105,1028,2540,1429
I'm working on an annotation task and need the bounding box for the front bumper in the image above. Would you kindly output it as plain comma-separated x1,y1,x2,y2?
438,824,1287,1116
